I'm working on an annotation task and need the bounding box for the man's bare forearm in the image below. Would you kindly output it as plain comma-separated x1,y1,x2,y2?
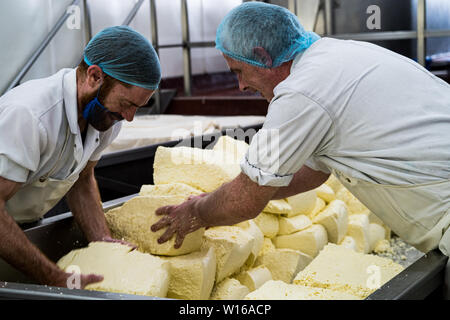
272,165,330,199
194,173,279,227
65,165,110,242
0,204,66,285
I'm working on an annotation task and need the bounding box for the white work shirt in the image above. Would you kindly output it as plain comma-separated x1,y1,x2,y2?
0,68,122,222
242,38,450,186
241,38,450,254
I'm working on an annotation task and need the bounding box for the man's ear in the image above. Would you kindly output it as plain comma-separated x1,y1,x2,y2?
253,47,273,68
86,65,104,88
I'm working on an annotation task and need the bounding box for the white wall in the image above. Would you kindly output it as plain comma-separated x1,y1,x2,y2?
0,0,243,95
0,0,87,94
153,0,242,78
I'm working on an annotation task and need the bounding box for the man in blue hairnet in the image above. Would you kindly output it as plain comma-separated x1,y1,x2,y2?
152,2,450,295
0,26,160,288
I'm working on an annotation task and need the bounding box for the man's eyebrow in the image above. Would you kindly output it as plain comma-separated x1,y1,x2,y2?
230,68,240,73
124,98,144,108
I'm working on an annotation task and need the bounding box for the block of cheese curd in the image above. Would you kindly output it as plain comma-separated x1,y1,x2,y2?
368,223,386,253
273,224,328,257
339,235,357,251
254,248,312,283
312,200,348,244
347,214,371,253
201,226,255,283
263,199,292,215
57,242,170,297
234,220,264,268
234,266,273,291
244,280,361,300
277,215,312,235
105,195,204,256
139,182,203,198
253,212,279,238
336,188,370,215
162,247,216,300
368,212,391,240
285,190,317,217
309,197,326,220
294,244,404,299
315,184,336,203
259,237,276,256
212,135,249,163
210,278,250,300
324,174,344,193
153,146,240,192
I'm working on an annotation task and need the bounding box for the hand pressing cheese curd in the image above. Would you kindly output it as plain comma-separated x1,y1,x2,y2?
105,195,204,256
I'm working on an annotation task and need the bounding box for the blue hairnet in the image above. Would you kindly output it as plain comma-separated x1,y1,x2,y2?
84,26,161,90
216,2,320,68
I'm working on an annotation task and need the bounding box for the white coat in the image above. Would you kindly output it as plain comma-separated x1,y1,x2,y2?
241,38,450,256
0,68,122,223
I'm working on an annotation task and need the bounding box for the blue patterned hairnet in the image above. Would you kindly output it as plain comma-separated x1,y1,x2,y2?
84,26,161,90
216,2,320,68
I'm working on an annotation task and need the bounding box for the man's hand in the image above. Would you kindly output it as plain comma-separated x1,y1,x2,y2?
187,193,209,201
151,173,279,249
151,196,210,249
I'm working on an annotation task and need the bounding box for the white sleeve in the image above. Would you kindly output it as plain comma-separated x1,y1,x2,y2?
305,157,331,174
0,105,47,182
240,89,333,187
89,121,123,161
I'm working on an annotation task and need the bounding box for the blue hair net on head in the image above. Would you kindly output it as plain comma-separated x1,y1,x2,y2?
216,2,320,68
84,26,161,90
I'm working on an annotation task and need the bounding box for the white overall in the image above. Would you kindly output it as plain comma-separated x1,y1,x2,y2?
5,126,78,223
333,169,450,298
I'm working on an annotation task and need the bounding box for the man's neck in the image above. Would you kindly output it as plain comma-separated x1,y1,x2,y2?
265,60,293,101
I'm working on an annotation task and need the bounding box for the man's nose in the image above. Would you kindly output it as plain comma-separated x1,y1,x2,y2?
238,80,249,92
122,107,137,122
236,74,248,92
